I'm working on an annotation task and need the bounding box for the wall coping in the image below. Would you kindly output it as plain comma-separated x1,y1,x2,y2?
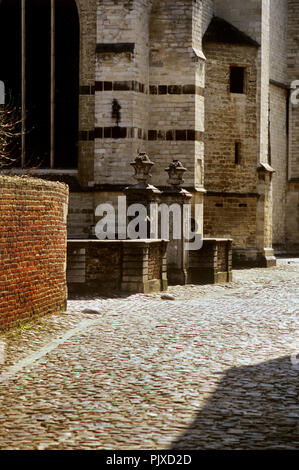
0,174,68,192
67,239,169,245
1,169,78,176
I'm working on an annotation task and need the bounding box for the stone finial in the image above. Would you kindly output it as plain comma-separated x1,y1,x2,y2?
130,152,154,184
165,160,187,188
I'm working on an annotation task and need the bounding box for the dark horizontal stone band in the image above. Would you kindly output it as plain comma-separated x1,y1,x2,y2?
150,85,204,96
148,129,204,141
206,191,259,198
79,85,95,95
79,127,204,141
94,127,147,140
95,80,145,93
82,81,205,96
78,130,95,141
96,43,135,54
79,128,147,140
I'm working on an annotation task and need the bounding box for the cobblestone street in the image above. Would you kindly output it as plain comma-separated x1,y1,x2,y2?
0,259,298,450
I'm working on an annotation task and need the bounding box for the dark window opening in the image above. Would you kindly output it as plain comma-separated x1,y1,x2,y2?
0,0,21,164
235,141,241,165
0,0,79,169
230,66,245,94
55,0,79,169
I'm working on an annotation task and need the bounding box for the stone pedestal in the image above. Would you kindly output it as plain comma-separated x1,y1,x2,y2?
188,238,233,284
67,239,168,295
256,163,277,268
121,240,168,293
124,153,161,238
162,161,192,285
161,188,192,285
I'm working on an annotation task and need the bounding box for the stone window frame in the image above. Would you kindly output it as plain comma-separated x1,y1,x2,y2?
229,65,247,95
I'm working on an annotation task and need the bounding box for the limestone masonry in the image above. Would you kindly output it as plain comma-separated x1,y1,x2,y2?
2,0,299,266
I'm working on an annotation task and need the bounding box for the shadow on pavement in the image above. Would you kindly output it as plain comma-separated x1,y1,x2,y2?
171,355,299,449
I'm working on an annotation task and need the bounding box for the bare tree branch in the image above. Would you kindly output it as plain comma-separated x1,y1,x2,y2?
0,102,22,169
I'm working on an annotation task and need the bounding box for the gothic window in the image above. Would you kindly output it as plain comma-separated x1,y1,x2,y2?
0,0,79,169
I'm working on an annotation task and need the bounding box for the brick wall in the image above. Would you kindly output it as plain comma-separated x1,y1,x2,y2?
0,176,68,330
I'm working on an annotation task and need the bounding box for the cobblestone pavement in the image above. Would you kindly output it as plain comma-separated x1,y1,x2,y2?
0,259,298,450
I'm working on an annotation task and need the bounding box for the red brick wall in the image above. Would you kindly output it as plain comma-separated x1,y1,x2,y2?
0,176,69,330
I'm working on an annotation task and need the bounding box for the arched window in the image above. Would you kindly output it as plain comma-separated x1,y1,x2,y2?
0,0,79,169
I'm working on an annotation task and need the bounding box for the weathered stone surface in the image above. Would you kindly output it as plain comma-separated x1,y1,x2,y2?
67,240,168,295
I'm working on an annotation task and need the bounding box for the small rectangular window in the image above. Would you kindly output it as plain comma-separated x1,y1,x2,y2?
235,142,241,164
230,67,245,93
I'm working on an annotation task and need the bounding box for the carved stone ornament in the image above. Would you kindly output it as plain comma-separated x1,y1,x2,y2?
130,152,154,184
165,160,187,188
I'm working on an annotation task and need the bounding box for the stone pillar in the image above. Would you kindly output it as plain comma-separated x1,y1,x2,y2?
256,163,277,267
162,160,192,285
124,152,161,238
